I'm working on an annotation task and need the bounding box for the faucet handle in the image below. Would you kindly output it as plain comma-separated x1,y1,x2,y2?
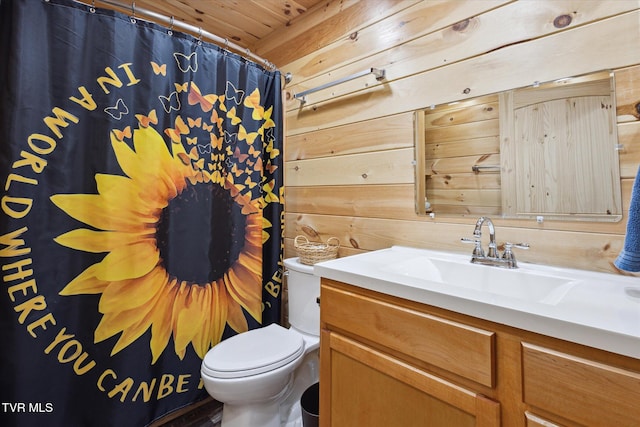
461,237,485,257
504,242,529,251
502,242,529,267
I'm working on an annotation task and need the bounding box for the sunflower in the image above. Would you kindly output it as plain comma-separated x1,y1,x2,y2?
51,125,263,363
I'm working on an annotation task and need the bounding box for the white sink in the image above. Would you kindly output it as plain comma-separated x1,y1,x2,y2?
380,254,579,304
313,246,640,358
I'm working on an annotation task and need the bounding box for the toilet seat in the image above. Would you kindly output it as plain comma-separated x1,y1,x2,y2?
202,324,304,379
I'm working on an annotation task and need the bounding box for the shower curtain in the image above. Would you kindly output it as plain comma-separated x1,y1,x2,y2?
0,0,283,425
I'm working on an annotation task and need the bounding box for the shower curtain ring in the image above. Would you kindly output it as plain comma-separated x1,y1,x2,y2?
197,27,203,44
168,16,174,35
90,0,96,13
130,1,137,23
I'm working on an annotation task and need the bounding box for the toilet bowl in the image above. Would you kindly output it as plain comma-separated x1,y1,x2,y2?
201,258,320,427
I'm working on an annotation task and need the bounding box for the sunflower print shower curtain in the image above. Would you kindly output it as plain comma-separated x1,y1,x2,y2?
0,0,283,425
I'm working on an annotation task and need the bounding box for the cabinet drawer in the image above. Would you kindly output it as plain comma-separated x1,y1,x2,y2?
321,282,495,387
522,343,640,426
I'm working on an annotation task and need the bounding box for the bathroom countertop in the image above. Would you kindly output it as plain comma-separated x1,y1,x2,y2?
313,246,640,359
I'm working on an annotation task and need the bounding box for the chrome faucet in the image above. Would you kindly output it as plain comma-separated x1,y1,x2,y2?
461,216,529,268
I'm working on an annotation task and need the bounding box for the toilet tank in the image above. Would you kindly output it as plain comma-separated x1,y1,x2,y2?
284,257,320,336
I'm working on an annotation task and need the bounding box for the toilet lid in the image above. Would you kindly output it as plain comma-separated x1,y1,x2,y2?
202,324,304,379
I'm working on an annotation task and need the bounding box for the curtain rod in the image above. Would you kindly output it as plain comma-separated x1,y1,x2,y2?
83,0,277,71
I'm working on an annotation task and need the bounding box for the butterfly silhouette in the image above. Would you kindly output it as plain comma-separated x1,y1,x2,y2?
188,117,202,128
111,126,132,141
177,152,191,166
165,115,189,143
224,131,237,146
174,52,198,72
249,145,260,158
244,88,265,120
202,122,213,132
159,91,180,113
238,124,258,144
234,146,249,163
262,179,279,203
175,82,189,93
210,110,224,129
187,172,204,185
231,163,243,177
253,157,263,172
135,109,158,128
245,176,257,189
210,170,224,186
227,107,241,125
184,146,196,159
261,106,275,129
104,98,129,120
224,174,244,197
151,61,167,76
198,144,213,154
186,136,198,146
265,140,280,159
225,81,245,105
265,159,278,174
210,132,223,150
188,82,217,112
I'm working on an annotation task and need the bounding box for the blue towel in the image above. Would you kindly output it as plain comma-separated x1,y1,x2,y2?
615,166,640,271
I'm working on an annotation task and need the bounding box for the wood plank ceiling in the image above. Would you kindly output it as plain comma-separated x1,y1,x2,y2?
95,0,324,52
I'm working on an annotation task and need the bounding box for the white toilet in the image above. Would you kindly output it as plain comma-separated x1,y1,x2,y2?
201,258,320,427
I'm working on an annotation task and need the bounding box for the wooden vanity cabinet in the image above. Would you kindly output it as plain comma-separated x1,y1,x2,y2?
319,279,500,427
319,278,640,427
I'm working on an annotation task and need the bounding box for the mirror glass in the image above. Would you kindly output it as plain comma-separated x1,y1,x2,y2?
414,70,622,222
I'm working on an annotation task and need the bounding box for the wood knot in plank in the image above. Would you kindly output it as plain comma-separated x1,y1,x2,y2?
452,19,470,32
349,238,359,249
301,225,319,237
553,14,572,28
349,31,358,41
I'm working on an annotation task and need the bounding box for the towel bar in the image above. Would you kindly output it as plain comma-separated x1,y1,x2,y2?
293,68,386,104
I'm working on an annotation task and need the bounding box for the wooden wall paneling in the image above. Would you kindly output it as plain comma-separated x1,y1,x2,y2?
284,178,629,239
426,188,502,209
284,213,624,272
285,148,415,186
424,119,499,145
285,112,413,161
286,184,417,220
428,173,500,191
424,96,499,130
282,0,510,85
272,2,640,274
286,11,640,135
425,136,500,160
254,0,420,67
427,154,500,175
284,1,639,111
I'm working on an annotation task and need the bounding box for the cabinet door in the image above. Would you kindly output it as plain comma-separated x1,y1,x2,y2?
321,331,500,427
